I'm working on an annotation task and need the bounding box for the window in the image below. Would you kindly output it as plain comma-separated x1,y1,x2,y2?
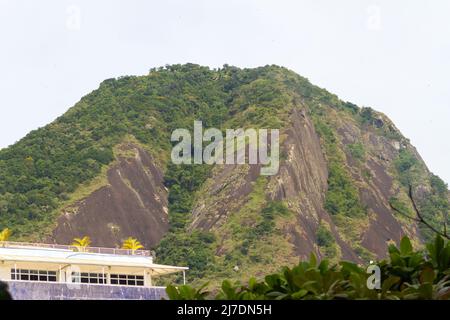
11,269,57,282
71,272,106,284
110,274,144,286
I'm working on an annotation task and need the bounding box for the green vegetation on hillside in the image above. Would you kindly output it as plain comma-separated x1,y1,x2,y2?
156,163,216,280
393,148,450,241
312,115,366,219
156,65,297,283
167,235,450,300
152,65,296,277
0,64,232,239
157,231,216,281
163,164,211,231
0,63,299,240
316,223,338,259
0,63,448,288
394,149,422,187
347,142,366,162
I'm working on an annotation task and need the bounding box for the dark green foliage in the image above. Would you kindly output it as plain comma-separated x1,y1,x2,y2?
426,235,450,279
389,197,412,217
156,66,299,280
357,107,403,139
0,64,230,238
418,175,450,241
156,163,214,280
0,63,300,239
316,224,337,258
359,107,375,124
343,101,359,114
1,62,448,290
167,235,450,300
156,231,216,281
313,120,336,144
252,201,290,238
325,162,366,217
316,225,334,247
0,281,12,300
430,174,449,195
82,147,114,165
312,117,366,218
165,282,209,300
237,201,290,256
164,164,211,231
347,143,366,161
395,149,419,186
393,150,449,242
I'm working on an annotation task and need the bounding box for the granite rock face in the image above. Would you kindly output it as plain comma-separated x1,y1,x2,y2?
51,144,169,250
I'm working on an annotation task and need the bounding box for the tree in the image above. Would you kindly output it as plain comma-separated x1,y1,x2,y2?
121,237,144,254
390,185,450,240
0,281,12,300
166,235,450,300
71,236,92,252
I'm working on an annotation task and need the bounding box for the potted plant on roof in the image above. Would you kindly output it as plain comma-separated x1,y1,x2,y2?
0,228,12,248
121,237,144,255
71,236,91,252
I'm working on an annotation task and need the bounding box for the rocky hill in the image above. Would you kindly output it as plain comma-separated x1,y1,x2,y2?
0,64,448,284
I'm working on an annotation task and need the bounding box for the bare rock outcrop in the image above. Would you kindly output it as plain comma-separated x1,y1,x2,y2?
51,144,168,249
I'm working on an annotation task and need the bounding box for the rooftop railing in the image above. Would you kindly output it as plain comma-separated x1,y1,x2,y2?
0,241,152,257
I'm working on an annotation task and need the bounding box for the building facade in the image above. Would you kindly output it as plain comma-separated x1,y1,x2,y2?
0,241,187,300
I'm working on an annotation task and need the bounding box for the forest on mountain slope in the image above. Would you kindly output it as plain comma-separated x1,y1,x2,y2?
0,64,448,284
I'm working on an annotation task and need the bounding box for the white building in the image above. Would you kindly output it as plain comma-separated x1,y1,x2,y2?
0,241,188,300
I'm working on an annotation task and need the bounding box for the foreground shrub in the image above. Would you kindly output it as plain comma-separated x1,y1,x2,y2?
0,281,11,300
166,235,450,300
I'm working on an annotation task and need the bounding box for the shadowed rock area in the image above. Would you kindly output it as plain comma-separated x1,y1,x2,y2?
186,100,438,267
269,107,360,262
51,144,168,249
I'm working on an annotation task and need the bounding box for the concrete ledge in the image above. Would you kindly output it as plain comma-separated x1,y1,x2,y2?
6,281,167,300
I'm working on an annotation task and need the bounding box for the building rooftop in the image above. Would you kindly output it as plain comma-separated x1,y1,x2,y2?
1,241,151,256
0,241,188,276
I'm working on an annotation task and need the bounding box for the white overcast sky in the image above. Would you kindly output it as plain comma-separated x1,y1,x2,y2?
0,0,449,184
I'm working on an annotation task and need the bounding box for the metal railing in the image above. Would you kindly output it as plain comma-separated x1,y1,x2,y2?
0,241,152,257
